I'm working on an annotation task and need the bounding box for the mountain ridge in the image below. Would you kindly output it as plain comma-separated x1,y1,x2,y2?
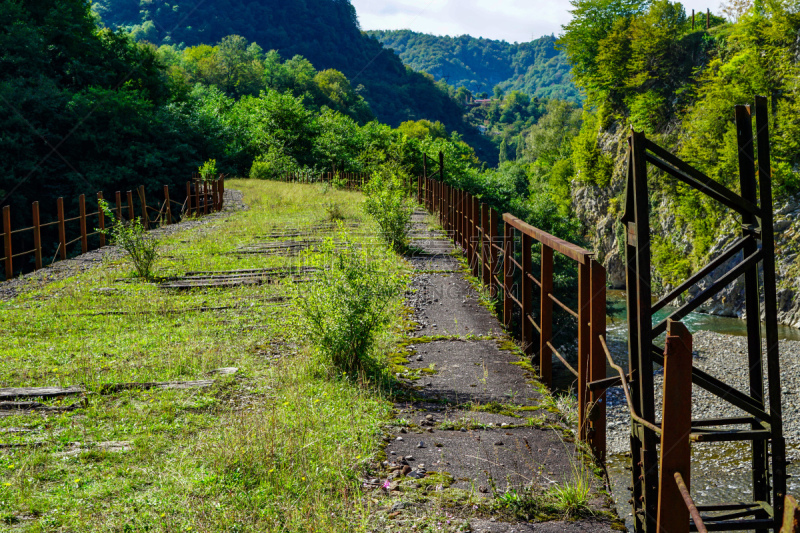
365,29,581,103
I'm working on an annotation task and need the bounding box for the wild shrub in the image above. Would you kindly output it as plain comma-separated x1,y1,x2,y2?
199,158,218,181
363,167,413,253
294,237,404,374
99,200,160,280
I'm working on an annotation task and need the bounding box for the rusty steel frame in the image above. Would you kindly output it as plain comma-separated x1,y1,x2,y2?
622,96,785,532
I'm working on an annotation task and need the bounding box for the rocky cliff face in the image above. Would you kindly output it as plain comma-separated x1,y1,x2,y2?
570,129,800,328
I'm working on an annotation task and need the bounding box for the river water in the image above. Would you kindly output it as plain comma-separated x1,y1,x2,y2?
601,291,800,531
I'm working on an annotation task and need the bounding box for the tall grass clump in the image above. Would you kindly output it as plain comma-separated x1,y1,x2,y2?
99,200,160,279
294,236,405,374
363,167,413,253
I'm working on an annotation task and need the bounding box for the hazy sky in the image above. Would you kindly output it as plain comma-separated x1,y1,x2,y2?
351,0,721,42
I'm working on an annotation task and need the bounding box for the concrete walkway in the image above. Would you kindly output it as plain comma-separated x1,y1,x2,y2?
373,210,620,532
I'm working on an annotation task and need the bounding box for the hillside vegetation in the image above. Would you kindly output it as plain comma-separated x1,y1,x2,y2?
90,0,482,142
366,30,581,103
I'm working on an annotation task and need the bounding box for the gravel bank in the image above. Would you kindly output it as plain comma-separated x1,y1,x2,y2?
605,330,800,455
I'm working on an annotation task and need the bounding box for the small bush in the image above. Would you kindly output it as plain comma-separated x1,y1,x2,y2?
99,200,160,280
363,167,413,253
199,159,218,182
325,202,346,221
249,145,299,179
294,237,404,374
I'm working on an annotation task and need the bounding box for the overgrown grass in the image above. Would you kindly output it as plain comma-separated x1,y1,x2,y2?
0,180,406,531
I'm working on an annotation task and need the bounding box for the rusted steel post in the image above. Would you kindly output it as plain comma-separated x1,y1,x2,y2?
656,320,692,533
97,192,105,247
115,191,122,221
735,104,770,510
57,197,67,260
755,95,787,523
202,180,208,215
32,201,42,270
163,186,172,224
185,182,191,216
539,244,553,387
2,205,11,279
472,195,481,277
194,179,200,216
782,495,799,532
577,260,590,440
139,186,148,229
503,221,513,330
521,233,534,356
127,190,135,222
466,193,473,267
219,177,225,210
79,194,88,253
589,259,607,460
490,208,499,299
210,180,217,213
481,204,491,286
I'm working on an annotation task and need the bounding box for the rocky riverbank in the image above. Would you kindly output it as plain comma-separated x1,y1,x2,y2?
604,330,800,455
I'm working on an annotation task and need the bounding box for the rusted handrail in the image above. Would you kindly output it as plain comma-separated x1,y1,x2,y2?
599,335,662,435
421,158,607,460
674,472,708,533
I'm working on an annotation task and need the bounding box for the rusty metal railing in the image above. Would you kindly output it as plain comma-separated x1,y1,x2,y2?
419,156,608,459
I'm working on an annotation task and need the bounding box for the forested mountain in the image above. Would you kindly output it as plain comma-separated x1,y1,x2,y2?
90,0,494,159
365,30,581,103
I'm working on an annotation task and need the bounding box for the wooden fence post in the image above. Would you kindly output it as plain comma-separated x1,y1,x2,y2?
194,179,200,216
589,259,607,461
32,201,42,270
79,194,88,253
115,191,122,221
3,205,11,279
164,186,172,224
503,221,513,330
97,192,105,247
521,232,534,356
219,177,225,210
139,186,148,228
57,197,67,260
540,245,553,387
656,319,693,533
577,260,590,440
127,191,135,222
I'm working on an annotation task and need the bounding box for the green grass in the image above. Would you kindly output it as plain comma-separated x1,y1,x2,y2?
0,180,409,532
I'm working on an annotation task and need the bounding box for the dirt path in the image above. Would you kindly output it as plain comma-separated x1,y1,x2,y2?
373,211,620,532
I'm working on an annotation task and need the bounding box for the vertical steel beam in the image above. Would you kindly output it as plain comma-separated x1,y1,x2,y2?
629,130,659,531
481,203,491,287
735,104,769,527
97,193,105,247
578,260,590,441
521,233,534,357
540,244,553,387
2,206,11,279
755,96,787,526
656,320,692,533
57,197,67,260
79,194,87,253
589,259,606,460
490,208,499,300
503,222,513,330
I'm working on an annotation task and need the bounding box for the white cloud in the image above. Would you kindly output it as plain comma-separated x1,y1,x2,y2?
352,0,723,42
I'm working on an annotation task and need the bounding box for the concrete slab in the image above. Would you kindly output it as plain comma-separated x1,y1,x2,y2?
409,274,503,337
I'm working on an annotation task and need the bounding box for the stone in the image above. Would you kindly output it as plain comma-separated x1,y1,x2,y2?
405,455,414,461
399,427,407,434
494,441,503,446
395,436,404,441
417,441,426,448
390,502,407,512
425,414,434,421
401,465,412,476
